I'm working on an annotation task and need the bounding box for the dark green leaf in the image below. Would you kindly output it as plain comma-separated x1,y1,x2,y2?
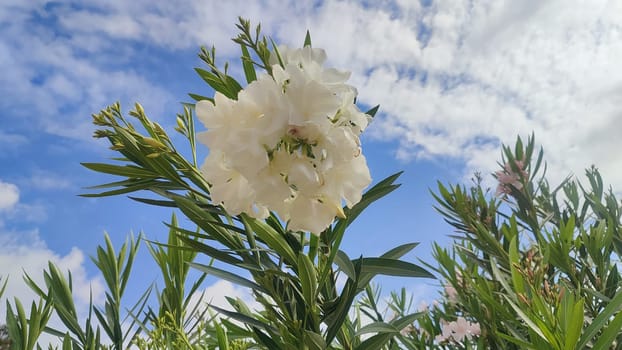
189,263,267,293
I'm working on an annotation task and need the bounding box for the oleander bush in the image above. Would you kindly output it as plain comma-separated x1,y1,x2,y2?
2,18,621,350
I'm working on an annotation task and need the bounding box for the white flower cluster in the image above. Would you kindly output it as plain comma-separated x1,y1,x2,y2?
196,46,372,234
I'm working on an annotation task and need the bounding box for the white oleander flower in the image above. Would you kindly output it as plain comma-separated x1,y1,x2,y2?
196,45,371,234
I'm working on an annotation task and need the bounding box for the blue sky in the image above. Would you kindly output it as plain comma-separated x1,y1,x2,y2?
1,0,622,341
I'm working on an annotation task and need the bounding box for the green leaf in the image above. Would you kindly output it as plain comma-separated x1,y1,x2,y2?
364,105,380,118
214,322,230,350
194,68,238,100
355,312,422,350
355,322,398,336
252,327,282,349
304,330,326,350
240,44,257,83
509,235,524,293
81,163,157,178
502,294,551,344
354,332,395,350
358,257,434,278
559,292,583,350
128,196,178,207
0,276,7,299
380,242,419,260
188,93,213,102
334,250,355,280
189,263,267,293
297,254,317,307
176,234,244,267
303,30,312,47
591,308,622,350
209,305,276,333
578,288,622,348
324,258,362,345
245,216,297,267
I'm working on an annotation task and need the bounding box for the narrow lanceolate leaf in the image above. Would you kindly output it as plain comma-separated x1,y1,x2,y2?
81,163,157,178
364,105,380,118
355,257,433,292
128,196,178,207
303,30,312,47
253,327,283,349
297,254,318,307
380,242,420,260
591,309,622,350
358,258,435,278
194,68,237,99
578,289,622,349
245,216,298,267
189,263,267,293
209,305,277,333
502,295,550,343
188,93,214,102
214,322,230,350
354,332,395,350
0,276,7,299
304,330,326,350
176,235,244,267
334,250,356,280
240,44,257,83
355,322,398,336
324,258,362,344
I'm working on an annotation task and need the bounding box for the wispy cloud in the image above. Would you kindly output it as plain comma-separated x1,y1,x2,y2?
0,1,175,142
24,169,73,191
0,179,19,211
0,130,28,150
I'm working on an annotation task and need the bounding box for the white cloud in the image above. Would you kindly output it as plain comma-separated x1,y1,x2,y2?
4,0,622,188
0,2,175,142
256,0,622,189
0,180,19,211
5,202,48,223
369,1,622,186
64,0,620,189
25,169,73,191
0,130,28,150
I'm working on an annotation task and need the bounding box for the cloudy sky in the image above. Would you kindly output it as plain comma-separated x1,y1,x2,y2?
1,0,621,344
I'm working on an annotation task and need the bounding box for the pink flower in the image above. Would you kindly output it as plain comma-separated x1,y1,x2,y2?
435,317,481,344
444,283,458,305
495,159,528,196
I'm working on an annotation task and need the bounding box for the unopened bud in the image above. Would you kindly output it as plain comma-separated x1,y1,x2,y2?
143,137,167,149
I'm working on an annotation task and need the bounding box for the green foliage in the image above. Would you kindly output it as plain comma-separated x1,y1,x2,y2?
91,233,141,349
133,214,214,348
5,297,52,350
397,135,622,349
24,262,102,350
